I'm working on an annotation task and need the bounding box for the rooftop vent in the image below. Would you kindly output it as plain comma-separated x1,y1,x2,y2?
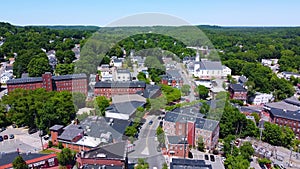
96,153,106,158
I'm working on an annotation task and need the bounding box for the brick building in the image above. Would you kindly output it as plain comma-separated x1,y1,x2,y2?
77,141,128,169
163,107,219,151
94,81,146,98
228,84,247,101
7,72,88,95
165,135,190,158
161,69,183,88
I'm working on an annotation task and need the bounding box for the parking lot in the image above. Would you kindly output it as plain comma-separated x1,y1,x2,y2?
0,126,43,153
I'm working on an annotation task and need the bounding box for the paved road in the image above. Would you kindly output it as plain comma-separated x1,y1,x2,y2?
128,115,166,168
176,62,196,101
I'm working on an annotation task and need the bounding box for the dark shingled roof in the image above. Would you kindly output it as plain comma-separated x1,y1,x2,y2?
0,152,50,166
170,159,212,169
167,135,187,144
229,84,247,92
49,124,64,131
95,81,146,88
58,124,84,142
141,84,161,98
105,101,145,116
83,141,127,160
6,77,43,84
52,73,87,81
267,107,300,122
196,61,223,71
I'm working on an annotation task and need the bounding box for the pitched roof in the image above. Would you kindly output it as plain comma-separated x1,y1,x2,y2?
267,107,300,122
6,77,43,84
0,152,54,166
58,124,84,142
105,101,145,116
197,61,223,70
167,135,187,144
83,141,127,160
52,73,87,81
141,84,161,98
49,124,64,131
80,116,130,142
229,84,247,92
95,81,146,88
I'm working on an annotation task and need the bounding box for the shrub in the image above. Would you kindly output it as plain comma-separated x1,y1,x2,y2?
58,142,64,149
48,141,53,148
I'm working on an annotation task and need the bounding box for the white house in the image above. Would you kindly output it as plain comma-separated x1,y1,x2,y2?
278,72,300,80
222,66,232,77
110,57,123,68
250,92,274,105
98,64,113,81
114,69,131,81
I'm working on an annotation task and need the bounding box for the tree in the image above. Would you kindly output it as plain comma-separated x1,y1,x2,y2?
224,155,250,169
27,56,51,77
162,163,168,169
55,63,74,75
239,142,254,160
58,142,64,149
262,122,295,147
94,96,110,116
156,126,165,146
125,126,137,137
197,85,209,100
160,85,181,103
12,155,28,169
72,92,86,109
137,72,150,84
181,84,190,96
197,136,205,152
135,158,149,169
57,148,74,166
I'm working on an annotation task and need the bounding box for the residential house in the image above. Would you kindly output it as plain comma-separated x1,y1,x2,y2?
228,84,247,101
114,69,131,81
1,72,13,84
279,71,300,80
249,92,273,105
161,69,183,88
97,64,113,81
110,57,123,68
76,141,128,168
165,135,189,158
163,106,219,150
238,75,248,86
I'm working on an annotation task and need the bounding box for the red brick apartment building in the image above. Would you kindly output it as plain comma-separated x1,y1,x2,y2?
7,72,88,95
94,81,146,98
163,108,219,154
228,84,247,101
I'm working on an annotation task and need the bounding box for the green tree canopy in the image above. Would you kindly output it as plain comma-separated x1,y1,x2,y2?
12,155,28,169
57,148,74,166
94,96,110,116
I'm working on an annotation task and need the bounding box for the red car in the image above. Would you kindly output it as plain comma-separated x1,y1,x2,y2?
3,135,8,140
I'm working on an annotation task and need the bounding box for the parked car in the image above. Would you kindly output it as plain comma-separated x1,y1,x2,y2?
204,154,209,160
12,124,17,128
148,120,153,125
9,134,14,139
28,128,38,134
3,135,8,140
0,136,3,142
210,155,215,162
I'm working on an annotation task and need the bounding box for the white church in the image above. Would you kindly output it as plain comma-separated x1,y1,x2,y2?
191,50,231,79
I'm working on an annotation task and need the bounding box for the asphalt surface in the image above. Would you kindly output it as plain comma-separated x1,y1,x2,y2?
128,115,166,168
0,126,43,153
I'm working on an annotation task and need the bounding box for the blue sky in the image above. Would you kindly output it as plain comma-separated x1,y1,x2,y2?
1,0,299,26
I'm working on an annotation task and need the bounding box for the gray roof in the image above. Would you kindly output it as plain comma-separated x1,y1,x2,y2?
164,108,218,131
58,124,84,142
95,81,146,88
170,159,212,169
0,152,50,166
49,124,64,131
197,61,223,70
52,73,87,81
265,101,300,111
83,141,127,160
267,107,300,122
116,69,130,73
238,75,248,83
80,116,131,142
105,101,145,116
83,165,123,169
229,84,247,92
7,77,42,84
284,96,300,107
167,135,186,144
141,84,161,98
166,69,182,79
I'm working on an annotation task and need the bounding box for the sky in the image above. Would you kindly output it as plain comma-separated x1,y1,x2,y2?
1,0,300,26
